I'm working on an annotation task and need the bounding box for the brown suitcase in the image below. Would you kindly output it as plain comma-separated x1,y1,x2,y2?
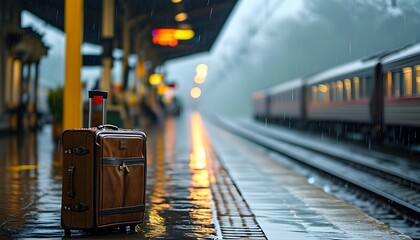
61,90,147,235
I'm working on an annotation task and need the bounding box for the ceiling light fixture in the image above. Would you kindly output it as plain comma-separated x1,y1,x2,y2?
175,12,188,22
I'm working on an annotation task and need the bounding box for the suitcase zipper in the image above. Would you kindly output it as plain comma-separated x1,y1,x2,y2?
120,161,130,207
119,162,131,173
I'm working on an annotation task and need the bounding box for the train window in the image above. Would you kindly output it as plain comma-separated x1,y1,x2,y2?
353,77,360,100
312,86,318,102
292,89,298,102
393,72,401,97
416,65,420,94
307,89,311,103
403,67,412,96
330,82,336,101
318,84,329,103
366,76,374,97
317,91,323,102
386,71,392,97
362,76,367,97
344,79,351,101
336,80,343,101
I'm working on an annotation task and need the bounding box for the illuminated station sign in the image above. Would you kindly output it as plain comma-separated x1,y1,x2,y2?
152,28,195,47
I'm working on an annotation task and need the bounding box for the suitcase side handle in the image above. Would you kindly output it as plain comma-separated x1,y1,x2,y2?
88,90,108,128
67,165,75,198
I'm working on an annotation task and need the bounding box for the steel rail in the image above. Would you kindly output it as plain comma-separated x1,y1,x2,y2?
212,116,420,218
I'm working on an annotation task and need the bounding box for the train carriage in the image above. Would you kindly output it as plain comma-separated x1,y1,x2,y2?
380,44,420,144
253,43,420,145
252,90,269,121
381,44,420,128
267,78,305,123
304,58,378,126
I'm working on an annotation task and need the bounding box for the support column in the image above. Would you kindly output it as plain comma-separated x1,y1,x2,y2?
63,0,83,130
101,0,114,94
12,59,22,109
121,10,131,91
22,62,31,130
34,61,39,128
11,58,22,131
24,62,31,100
0,2,4,113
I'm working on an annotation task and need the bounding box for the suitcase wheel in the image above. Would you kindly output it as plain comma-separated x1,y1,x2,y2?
61,218,71,236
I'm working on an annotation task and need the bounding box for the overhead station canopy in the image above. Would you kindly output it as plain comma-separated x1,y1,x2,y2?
20,0,238,64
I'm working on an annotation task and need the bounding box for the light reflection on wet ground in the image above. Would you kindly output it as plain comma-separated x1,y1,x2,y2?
0,113,217,239
1,113,411,239
0,128,62,239
142,114,216,239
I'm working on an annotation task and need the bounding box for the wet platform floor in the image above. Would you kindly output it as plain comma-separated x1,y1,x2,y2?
0,112,411,239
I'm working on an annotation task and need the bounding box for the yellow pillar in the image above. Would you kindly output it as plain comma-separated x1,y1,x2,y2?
63,0,83,130
100,0,114,93
12,59,21,108
102,0,114,38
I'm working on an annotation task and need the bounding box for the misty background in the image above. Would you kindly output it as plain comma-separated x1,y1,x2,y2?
165,0,420,117
22,0,420,117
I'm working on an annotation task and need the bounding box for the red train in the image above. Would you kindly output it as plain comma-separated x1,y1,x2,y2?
253,44,420,145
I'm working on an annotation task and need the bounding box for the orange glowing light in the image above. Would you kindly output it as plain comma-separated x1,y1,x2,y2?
152,28,194,47
196,64,208,78
136,61,146,78
157,84,168,95
194,75,205,84
318,84,329,93
173,29,194,40
190,87,201,99
149,74,164,86
196,64,208,72
175,12,188,22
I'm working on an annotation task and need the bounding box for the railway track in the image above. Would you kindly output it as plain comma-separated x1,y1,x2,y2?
212,116,420,222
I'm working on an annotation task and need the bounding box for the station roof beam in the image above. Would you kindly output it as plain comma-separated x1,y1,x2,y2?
20,0,238,64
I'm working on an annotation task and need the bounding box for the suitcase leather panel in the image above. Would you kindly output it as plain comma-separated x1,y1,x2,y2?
97,134,146,227
61,130,95,229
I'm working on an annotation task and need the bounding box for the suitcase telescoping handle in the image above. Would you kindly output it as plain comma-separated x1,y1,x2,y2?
88,90,108,128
